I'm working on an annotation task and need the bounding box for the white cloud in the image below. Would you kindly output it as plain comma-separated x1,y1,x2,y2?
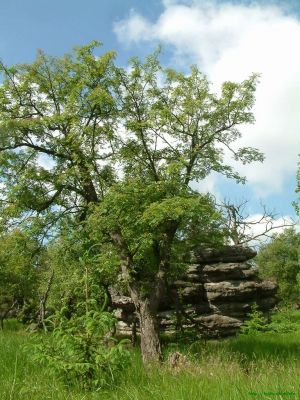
114,10,152,44
114,1,300,196
190,173,220,198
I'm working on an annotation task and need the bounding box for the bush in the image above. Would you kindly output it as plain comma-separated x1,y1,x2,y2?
32,251,131,391
240,304,298,336
268,308,298,333
240,304,269,335
33,299,130,390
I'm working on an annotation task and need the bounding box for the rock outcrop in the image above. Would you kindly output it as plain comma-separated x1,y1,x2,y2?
110,245,277,338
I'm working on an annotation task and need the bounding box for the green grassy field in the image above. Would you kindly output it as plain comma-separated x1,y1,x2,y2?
1,317,300,400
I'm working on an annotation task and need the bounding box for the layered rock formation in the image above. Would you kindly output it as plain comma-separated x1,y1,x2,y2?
110,246,277,338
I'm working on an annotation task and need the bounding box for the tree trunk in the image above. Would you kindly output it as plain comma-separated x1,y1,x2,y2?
110,230,173,364
37,269,54,332
138,299,162,364
129,283,162,364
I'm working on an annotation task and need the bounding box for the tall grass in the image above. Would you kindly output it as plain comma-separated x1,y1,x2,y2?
1,317,300,399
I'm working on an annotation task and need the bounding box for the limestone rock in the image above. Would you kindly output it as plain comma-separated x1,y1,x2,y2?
204,280,259,302
109,288,135,312
173,282,204,302
111,245,277,338
202,262,256,282
194,245,257,264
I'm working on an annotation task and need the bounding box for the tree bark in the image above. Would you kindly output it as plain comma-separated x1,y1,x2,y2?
139,300,162,364
133,296,162,364
131,315,138,347
37,269,54,331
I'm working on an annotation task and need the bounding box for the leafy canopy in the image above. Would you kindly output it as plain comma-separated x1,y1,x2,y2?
0,41,266,307
89,180,224,285
0,42,263,239
0,41,116,233
257,228,300,304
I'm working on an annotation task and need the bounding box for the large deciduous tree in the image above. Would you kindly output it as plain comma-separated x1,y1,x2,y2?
0,42,263,363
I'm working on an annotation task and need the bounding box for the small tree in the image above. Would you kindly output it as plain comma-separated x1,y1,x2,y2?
240,304,268,335
34,250,130,390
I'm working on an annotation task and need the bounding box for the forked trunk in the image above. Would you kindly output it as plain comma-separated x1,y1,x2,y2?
111,230,175,365
138,299,162,364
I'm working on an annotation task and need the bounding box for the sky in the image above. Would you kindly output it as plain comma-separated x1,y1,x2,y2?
0,0,299,236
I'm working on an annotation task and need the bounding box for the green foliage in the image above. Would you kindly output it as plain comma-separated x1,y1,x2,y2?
240,304,269,335
42,225,120,312
33,253,130,390
240,305,298,336
268,308,299,334
34,305,130,390
256,228,300,304
116,54,262,185
0,229,42,324
0,42,262,235
0,41,117,235
89,179,225,288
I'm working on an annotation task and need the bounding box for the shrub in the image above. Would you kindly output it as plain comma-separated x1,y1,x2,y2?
268,308,298,333
33,302,130,390
240,305,298,336
32,251,131,390
240,304,269,335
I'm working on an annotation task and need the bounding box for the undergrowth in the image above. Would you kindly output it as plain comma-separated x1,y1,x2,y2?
1,309,300,399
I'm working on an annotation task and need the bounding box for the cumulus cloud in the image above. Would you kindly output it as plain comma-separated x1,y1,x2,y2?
114,1,300,196
114,10,152,44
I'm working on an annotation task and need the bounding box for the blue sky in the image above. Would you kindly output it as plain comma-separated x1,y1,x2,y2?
1,0,299,230
0,0,164,64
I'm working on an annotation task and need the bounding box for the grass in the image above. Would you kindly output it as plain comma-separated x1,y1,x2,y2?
1,314,300,400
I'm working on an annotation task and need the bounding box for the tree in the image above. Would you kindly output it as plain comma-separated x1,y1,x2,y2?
0,42,263,363
88,53,263,362
0,229,41,328
256,228,300,304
